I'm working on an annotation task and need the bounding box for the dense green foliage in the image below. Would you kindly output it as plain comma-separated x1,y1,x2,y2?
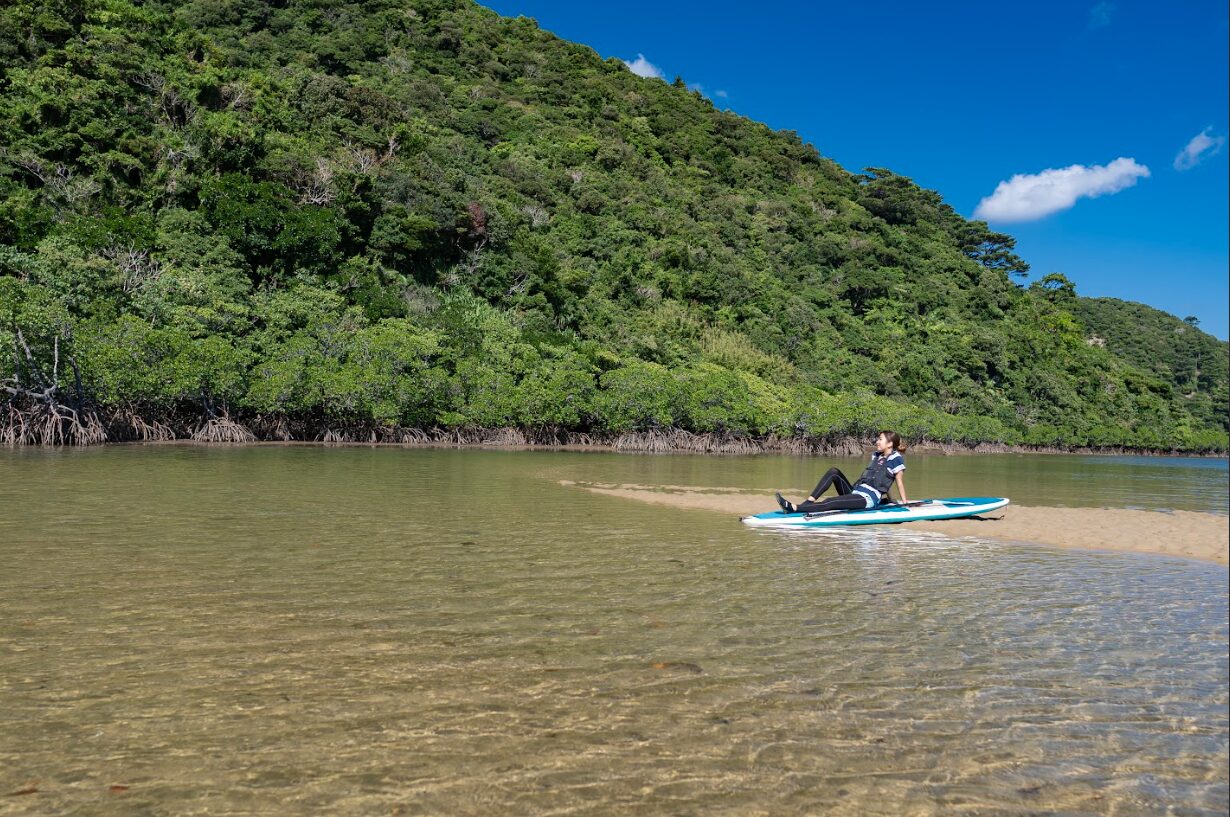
1,0,1226,450
1069,298,1228,434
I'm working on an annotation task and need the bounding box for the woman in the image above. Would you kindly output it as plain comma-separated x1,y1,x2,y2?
776,431,908,513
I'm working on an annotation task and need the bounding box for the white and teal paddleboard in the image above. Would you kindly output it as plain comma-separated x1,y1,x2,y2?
741,497,1010,528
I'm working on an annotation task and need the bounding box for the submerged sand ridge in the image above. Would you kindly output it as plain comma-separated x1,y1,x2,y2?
561,481,1230,566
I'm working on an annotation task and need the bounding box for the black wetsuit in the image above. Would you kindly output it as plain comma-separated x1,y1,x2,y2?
794,452,903,513
793,468,867,513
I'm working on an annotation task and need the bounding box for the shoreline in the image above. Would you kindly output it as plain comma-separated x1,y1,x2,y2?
8,431,1225,459
562,481,1230,567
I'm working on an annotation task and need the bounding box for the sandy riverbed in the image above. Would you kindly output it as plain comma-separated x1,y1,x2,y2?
562,481,1229,566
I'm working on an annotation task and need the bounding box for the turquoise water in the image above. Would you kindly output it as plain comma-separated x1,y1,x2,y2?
0,446,1226,815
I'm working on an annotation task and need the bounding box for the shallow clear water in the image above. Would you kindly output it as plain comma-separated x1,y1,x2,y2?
1,446,1226,815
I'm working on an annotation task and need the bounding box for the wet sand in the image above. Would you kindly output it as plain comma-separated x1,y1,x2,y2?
562,481,1230,566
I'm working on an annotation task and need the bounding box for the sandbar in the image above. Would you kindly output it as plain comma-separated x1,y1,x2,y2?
562,481,1229,566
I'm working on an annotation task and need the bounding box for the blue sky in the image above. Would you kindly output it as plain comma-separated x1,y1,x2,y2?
480,1,1229,339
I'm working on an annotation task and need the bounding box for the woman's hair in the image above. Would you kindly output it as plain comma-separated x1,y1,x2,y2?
878,430,905,452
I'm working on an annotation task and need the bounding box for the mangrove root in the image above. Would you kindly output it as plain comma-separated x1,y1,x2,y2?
108,408,175,442
1,399,107,446
191,416,256,443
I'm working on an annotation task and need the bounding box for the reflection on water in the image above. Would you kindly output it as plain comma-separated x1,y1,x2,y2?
1,447,1226,815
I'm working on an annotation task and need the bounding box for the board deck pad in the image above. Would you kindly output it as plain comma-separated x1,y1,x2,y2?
741,497,1010,528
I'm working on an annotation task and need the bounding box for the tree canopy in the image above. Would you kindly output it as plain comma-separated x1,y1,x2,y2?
1,0,1225,451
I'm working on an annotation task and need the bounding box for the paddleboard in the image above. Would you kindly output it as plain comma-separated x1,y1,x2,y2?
741,497,1009,528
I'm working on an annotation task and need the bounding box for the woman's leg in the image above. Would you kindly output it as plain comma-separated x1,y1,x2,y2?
775,467,857,513
807,467,854,500
795,493,867,514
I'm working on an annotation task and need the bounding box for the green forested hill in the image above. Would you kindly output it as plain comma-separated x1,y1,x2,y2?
1069,298,1228,432
1,0,1226,450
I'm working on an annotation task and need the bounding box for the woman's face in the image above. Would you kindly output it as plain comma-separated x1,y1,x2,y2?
874,433,891,453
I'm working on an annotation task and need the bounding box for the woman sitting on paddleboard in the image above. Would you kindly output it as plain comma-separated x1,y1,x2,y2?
776,431,908,513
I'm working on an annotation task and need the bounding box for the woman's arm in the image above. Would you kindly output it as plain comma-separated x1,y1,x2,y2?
893,471,908,503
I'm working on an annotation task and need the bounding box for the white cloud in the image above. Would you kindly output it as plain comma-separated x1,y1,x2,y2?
973,158,1150,222
688,83,730,101
1088,1,1115,29
1173,127,1226,171
623,53,664,80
